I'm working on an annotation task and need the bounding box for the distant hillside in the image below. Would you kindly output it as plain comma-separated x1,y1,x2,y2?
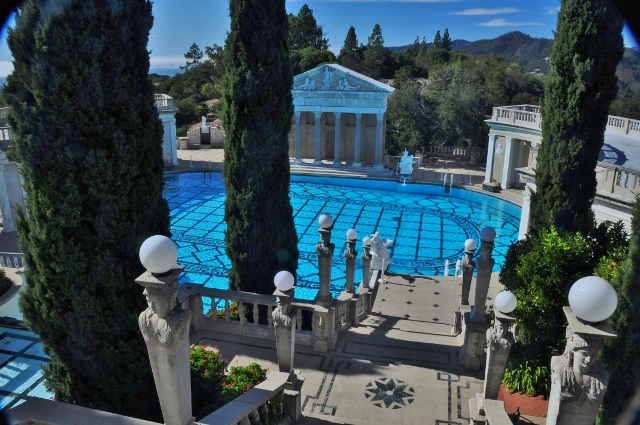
389,39,471,52
617,48,640,97
456,31,553,74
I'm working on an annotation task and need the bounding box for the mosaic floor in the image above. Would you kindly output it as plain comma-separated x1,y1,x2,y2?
0,326,52,410
164,173,521,301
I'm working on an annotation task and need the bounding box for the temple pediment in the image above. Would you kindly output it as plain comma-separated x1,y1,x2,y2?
292,64,394,94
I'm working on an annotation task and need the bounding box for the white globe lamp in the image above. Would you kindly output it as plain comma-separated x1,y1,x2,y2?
274,270,295,292
318,214,333,229
346,229,358,240
494,290,517,314
569,276,617,323
139,235,178,274
363,236,372,246
464,239,476,252
480,227,496,243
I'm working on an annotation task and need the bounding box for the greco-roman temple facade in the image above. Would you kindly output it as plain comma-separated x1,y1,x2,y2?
289,64,395,168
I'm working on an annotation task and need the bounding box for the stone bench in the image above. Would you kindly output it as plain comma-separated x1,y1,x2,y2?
482,182,501,193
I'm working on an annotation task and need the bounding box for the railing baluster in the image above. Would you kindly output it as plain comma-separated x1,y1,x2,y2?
253,303,259,326
225,299,231,323
239,301,246,325
267,305,273,327
296,309,302,333
211,297,217,321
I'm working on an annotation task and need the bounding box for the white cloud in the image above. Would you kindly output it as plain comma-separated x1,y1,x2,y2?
449,8,520,16
541,6,560,15
0,61,13,78
478,19,544,27
150,55,184,70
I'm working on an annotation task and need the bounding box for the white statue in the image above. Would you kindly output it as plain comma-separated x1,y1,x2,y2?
322,66,334,90
337,78,360,91
370,231,393,271
295,77,315,90
399,149,415,175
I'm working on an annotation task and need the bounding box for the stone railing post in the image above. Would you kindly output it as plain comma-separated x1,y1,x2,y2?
460,227,495,370
361,237,372,289
272,288,296,374
483,309,515,400
452,239,476,337
136,264,194,425
315,215,335,307
344,231,357,294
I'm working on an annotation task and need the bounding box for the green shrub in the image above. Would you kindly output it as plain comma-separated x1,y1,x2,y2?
502,360,550,396
0,269,12,298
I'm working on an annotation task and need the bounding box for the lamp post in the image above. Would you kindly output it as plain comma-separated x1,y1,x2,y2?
483,290,516,400
344,229,357,293
272,270,296,374
315,214,335,307
361,236,372,289
452,238,476,337
136,235,194,425
547,276,617,425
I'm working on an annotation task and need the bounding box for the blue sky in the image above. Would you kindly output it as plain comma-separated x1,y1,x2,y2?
1,0,639,77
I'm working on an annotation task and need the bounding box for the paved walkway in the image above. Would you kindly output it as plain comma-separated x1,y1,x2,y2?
192,272,546,424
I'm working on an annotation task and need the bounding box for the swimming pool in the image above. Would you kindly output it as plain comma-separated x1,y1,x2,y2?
164,173,521,301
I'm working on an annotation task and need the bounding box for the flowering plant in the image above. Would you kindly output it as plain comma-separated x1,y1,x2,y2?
220,362,268,402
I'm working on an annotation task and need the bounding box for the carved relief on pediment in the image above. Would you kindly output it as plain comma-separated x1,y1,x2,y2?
293,65,370,92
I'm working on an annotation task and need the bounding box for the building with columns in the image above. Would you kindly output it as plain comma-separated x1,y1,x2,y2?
289,64,395,168
484,104,640,238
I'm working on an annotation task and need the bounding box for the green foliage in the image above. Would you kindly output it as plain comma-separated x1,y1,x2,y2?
4,0,169,419
221,0,299,294
502,360,550,396
530,0,624,235
432,30,442,50
600,196,640,423
182,42,203,71
367,24,384,48
0,268,11,298
442,29,452,52
362,46,398,80
288,4,328,51
609,96,640,120
290,47,336,75
222,362,268,400
338,26,363,72
385,79,433,155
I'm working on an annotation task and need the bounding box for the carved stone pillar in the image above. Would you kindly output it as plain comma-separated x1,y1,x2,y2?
272,288,296,374
344,236,357,293
518,184,533,240
452,239,476,337
314,111,322,165
333,112,342,166
483,310,515,400
501,137,515,189
547,307,615,425
460,227,495,370
354,112,362,167
294,110,302,164
315,224,335,307
374,113,384,169
484,133,498,184
361,239,372,289
137,265,194,425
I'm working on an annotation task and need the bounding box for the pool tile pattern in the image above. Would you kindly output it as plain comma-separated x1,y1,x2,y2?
0,327,53,410
164,173,520,301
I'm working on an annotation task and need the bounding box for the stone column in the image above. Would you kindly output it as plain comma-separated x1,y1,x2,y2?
333,112,342,166
294,110,302,164
314,224,335,307
518,184,533,240
452,239,476,337
272,287,296,374
374,113,384,169
314,111,322,165
501,137,514,189
353,112,362,167
361,239,372,289
344,236,357,293
483,310,515,400
136,266,194,425
460,227,495,370
484,134,498,184
547,307,615,425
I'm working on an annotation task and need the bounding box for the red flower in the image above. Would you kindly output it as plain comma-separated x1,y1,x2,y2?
214,345,219,349
205,368,209,373
203,359,208,363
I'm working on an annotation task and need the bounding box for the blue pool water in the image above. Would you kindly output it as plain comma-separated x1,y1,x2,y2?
165,173,521,301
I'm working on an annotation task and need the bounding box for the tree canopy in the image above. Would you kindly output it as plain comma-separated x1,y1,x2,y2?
288,4,328,51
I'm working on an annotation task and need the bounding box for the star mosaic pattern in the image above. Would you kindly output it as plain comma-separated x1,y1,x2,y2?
164,173,520,302
364,378,415,409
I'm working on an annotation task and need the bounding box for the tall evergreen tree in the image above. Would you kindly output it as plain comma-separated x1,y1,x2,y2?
288,3,328,51
600,196,640,423
442,28,452,52
338,26,362,71
432,30,442,49
181,42,203,71
4,0,168,419
221,0,299,294
529,0,623,235
367,24,384,47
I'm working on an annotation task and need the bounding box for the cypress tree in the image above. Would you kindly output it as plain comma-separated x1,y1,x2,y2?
442,28,452,52
600,196,640,423
367,24,384,48
4,0,168,420
338,26,362,72
529,0,623,235
221,0,299,294
432,30,442,49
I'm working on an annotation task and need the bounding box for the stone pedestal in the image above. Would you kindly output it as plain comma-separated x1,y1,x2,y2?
136,266,194,425
452,303,471,337
483,310,515,400
361,241,372,289
272,288,296,374
344,238,357,293
460,311,491,370
315,225,335,307
399,173,412,183
547,307,616,425
461,249,476,306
